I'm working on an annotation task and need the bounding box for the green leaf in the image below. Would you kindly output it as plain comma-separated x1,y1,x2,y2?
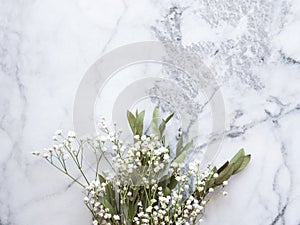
230,149,245,163
233,154,251,174
182,140,193,154
215,164,234,185
230,149,246,173
173,140,193,164
168,174,178,190
127,111,136,134
98,174,106,183
164,187,171,196
158,113,174,139
176,136,183,156
205,168,217,190
98,196,116,215
136,110,145,136
164,113,174,123
158,120,166,139
151,107,160,136
217,161,229,174
129,196,139,221
161,136,166,146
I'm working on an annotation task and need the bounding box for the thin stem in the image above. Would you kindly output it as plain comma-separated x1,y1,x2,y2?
46,159,86,188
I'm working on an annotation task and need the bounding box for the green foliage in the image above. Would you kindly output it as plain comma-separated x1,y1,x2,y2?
127,110,145,136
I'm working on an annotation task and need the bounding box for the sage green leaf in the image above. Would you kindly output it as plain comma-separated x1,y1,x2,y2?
233,154,251,174
158,113,174,139
173,140,193,164
161,136,166,146
98,174,107,184
168,175,178,190
164,113,174,123
135,109,139,117
217,161,229,174
205,172,216,190
230,148,245,164
129,198,139,221
152,106,159,123
176,136,183,156
215,164,234,185
158,120,166,138
127,111,136,134
151,107,160,136
132,188,139,201
164,187,171,196
98,196,116,215
136,110,145,136
230,149,246,173
182,140,193,154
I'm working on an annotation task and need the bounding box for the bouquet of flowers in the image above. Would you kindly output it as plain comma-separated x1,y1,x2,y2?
33,107,250,225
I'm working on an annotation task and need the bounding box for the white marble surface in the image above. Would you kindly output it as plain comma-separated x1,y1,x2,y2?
1,0,300,224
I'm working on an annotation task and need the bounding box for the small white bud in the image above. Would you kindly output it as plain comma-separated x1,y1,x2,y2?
113,215,120,220
55,129,62,135
83,197,89,203
213,173,219,178
31,151,40,156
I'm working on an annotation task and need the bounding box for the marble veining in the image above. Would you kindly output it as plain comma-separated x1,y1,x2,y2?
1,0,300,224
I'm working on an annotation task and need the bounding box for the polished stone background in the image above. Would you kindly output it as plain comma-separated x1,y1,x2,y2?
1,0,300,224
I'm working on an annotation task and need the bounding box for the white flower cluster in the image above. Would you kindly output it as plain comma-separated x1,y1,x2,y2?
112,134,170,186
132,187,206,225
84,180,120,225
33,116,234,225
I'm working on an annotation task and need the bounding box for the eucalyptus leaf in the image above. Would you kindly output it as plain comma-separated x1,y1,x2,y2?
168,175,178,190
164,113,174,123
230,149,246,173
173,140,193,164
233,154,251,174
127,111,136,134
215,164,234,185
158,121,166,139
182,140,193,154
151,107,160,136
135,110,145,136
98,174,106,183
217,161,229,174
176,136,183,156
98,196,116,215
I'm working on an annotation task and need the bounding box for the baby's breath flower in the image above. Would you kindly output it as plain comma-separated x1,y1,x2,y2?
113,215,120,220
84,197,89,203
55,129,62,135
67,131,76,138
31,151,40,156
213,173,219,178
